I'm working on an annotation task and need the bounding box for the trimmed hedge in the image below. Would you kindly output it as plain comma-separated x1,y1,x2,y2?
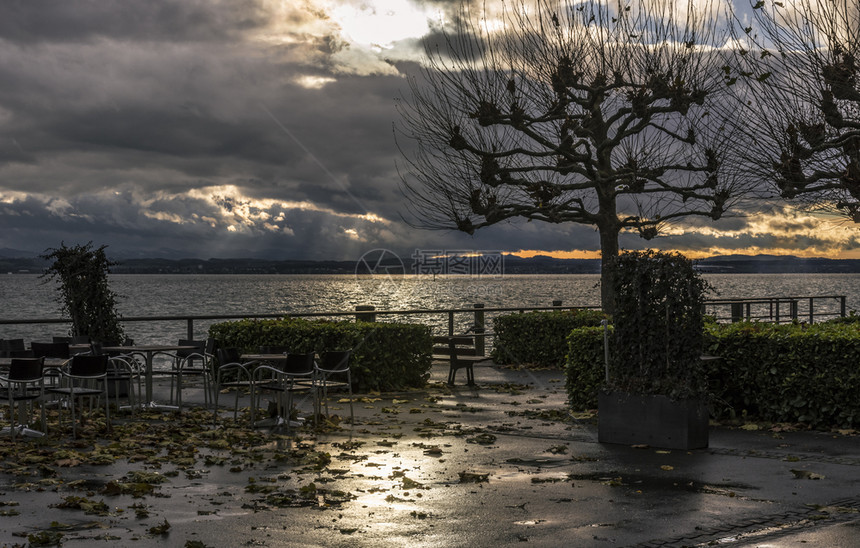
565,320,860,428
704,321,860,428
491,309,607,367
208,318,432,392
565,325,612,410
608,250,709,399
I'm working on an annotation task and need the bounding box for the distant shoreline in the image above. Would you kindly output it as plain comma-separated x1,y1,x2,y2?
5,254,860,275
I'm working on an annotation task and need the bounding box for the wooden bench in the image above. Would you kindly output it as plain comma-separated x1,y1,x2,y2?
432,335,487,385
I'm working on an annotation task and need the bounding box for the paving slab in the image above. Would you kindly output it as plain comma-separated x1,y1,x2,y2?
0,361,858,547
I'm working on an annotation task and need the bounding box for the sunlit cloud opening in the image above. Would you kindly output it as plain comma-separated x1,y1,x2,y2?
295,75,337,89
327,0,432,49
141,210,187,224
510,249,602,260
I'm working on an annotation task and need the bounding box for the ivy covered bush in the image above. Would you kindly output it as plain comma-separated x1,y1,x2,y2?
491,308,606,367
607,250,710,399
41,242,125,344
566,325,612,410
208,318,432,392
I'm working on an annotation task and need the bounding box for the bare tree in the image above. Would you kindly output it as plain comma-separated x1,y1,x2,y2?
728,0,860,221
397,0,750,312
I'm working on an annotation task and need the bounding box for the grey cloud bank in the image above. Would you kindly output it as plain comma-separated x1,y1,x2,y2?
0,0,845,261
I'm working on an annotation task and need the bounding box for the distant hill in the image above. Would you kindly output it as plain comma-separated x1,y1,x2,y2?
694,255,860,274
2,252,860,275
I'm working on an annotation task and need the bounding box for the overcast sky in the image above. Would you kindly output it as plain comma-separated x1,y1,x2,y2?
1,0,859,262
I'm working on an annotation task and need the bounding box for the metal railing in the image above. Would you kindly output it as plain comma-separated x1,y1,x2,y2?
703,295,847,324
0,295,848,354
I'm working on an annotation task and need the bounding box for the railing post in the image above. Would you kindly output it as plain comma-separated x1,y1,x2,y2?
790,299,798,322
355,305,376,323
187,318,194,340
730,302,743,323
841,296,847,318
448,311,455,336
808,297,814,324
473,303,485,357
775,300,781,324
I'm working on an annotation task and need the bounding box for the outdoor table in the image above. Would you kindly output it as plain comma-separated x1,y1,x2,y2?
69,344,92,355
103,344,197,410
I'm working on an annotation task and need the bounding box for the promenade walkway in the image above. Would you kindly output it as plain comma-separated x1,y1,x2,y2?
0,360,858,547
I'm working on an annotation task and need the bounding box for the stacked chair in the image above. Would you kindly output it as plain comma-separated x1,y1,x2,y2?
251,351,315,434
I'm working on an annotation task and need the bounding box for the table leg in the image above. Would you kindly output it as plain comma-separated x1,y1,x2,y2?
141,351,177,411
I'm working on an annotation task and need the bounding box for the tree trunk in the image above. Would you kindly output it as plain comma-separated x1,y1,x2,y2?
599,225,620,316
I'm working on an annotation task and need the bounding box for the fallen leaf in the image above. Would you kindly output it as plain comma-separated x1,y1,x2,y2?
458,471,489,483
791,469,825,480
148,519,170,535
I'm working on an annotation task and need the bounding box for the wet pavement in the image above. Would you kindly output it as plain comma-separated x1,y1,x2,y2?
1,360,859,547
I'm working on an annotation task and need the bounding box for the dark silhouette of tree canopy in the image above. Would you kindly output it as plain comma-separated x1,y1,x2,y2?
41,242,125,344
728,0,860,221
397,0,751,312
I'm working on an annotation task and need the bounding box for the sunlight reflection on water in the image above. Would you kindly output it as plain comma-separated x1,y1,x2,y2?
2,273,860,344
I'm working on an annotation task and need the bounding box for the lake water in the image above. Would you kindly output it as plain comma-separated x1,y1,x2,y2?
1,273,859,344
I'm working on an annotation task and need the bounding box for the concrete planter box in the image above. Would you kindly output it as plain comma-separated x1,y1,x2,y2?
598,391,709,450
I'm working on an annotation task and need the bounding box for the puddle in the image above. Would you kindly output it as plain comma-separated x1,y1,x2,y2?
566,471,758,495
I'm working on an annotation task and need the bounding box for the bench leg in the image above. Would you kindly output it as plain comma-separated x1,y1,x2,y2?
466,364,475,386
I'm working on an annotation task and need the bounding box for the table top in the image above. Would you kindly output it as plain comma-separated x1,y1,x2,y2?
240,353,288,362
0,357,70,368
103,345,198,354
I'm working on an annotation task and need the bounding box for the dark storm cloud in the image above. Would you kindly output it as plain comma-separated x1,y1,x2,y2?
0,0,268,44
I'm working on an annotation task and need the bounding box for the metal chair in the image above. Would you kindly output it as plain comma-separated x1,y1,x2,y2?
31,341,70,359
212,347,255,425
94,341,145,407
47,354,110,438
251,352,315,433
1,339,26,358
106,354,139,412
174,338,215,411
313,350,354,425
0,357,46,440
32,341,71,388
154,339,214,411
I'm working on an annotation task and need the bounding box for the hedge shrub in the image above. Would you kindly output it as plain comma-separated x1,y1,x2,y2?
565,326,612,410
208,318,432,392
705,321,860,428
565,320,860,428
608,250,709,399
491,309,607,367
